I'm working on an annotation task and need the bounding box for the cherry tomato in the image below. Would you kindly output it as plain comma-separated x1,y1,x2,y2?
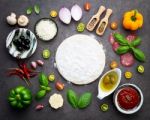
110,22,118,30
84,2,91,11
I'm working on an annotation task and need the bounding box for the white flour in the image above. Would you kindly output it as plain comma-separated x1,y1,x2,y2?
55,34,105,85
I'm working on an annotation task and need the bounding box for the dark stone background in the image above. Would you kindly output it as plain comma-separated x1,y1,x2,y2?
0,0,150,120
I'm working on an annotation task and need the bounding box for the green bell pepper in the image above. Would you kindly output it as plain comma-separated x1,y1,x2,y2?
8,86,32,109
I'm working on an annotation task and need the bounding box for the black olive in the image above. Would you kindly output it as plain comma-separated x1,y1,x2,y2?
23,44,30,50
24,39,30,45
26,30,30,36
21,41,26,46
17,46,23,51
20,36,25,40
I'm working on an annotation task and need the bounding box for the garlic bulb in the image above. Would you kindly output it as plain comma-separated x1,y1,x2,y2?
6,13,17,25
18,15,29,27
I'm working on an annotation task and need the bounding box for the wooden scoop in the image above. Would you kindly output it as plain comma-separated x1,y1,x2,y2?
96,9,113,36
86,6,106,31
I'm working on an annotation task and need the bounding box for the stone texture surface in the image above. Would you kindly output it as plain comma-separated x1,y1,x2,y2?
0,0,150,120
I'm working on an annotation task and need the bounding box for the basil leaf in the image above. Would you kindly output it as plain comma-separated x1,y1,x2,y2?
116,46,130,54
114,33,128,45
132,48,146,62
35,90,46,100
67,89,78,108
131,37,141,47
34,4,40,14
26,7,32,15
40,85,51,92
39,73,49,86
78,92,92,109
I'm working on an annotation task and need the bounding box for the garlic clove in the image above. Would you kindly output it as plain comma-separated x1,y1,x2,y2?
18,15,29,27
31,61,37,69
36,60,44,66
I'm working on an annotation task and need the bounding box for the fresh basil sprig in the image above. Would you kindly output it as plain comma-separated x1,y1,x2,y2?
67,89,92,109
113,33,145,62
35,73,51,100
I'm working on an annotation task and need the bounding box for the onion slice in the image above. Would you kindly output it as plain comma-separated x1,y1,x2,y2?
59,7,71,24
71,4,82,21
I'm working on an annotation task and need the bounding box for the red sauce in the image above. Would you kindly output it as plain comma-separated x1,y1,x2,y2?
117,87,140,110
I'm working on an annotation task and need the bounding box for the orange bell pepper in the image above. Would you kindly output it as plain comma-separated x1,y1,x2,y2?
123,10,143,31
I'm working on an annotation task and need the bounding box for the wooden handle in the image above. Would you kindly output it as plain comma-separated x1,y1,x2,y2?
96,6,106,17
104,9,112,19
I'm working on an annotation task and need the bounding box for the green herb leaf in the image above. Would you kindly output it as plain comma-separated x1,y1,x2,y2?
34,4,40,14
67,89,78,108
114,33,128,45
35,90,46,100
26,7,32,15
131,37,141,47
132,48,146,62
78,92,92,109
39,73,49,86
116,46,130,54
40,85,51,92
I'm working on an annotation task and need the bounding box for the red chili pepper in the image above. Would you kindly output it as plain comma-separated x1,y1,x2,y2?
22,64,30,80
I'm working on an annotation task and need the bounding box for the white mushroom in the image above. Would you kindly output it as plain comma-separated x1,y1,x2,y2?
49,93,64,109
18,15,29,27
6,12,17,25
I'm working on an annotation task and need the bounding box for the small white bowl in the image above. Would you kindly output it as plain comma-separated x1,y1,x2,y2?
113,83,144,114
97,68,121,100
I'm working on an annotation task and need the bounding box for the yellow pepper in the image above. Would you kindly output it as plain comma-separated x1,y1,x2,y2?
123,10,143,31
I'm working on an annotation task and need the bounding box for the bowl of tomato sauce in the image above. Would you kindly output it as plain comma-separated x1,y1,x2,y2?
114,83,143,114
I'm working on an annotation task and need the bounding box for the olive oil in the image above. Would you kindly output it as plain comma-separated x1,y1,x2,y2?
100,71,118,92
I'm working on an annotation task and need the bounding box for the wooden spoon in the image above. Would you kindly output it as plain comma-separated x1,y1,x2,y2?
86,6,106,31
96,9,113,36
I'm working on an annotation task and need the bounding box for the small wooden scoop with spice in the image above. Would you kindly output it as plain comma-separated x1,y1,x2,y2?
96,9,112,36
86,6,106,31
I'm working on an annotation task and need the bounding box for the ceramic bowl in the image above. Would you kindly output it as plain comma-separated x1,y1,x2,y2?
113,83,144,114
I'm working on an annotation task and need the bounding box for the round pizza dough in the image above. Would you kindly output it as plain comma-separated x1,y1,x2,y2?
55,34,105,85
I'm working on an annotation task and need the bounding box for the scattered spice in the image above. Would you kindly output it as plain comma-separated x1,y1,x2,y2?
98,22,106,33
